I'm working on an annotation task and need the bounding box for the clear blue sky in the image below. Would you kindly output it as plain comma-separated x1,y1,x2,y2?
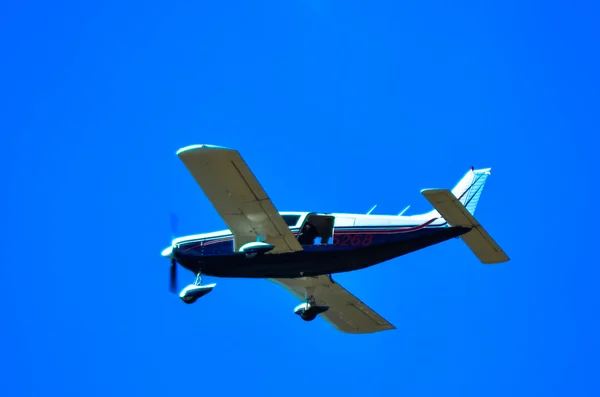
1,1,598,396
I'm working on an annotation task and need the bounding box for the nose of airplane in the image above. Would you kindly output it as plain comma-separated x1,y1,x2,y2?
161,246,174,258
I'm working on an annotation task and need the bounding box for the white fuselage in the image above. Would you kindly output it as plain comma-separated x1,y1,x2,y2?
171,210,444,247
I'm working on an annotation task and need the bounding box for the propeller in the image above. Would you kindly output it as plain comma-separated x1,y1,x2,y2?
170,258,177,293
168,212,179,293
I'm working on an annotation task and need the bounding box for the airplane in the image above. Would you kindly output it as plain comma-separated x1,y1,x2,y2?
161,144,510,334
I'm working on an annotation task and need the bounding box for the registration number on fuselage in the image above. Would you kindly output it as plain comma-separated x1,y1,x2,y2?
332,234,374,247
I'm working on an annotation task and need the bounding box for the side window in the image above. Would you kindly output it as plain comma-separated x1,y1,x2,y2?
282,215,300,227
334,217,355,227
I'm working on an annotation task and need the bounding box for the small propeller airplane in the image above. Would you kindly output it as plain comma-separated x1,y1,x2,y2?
162,144,509,334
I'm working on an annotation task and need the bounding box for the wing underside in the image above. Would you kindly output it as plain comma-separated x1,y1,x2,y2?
176,144,302,254
177,144,393,333
271,275,395,334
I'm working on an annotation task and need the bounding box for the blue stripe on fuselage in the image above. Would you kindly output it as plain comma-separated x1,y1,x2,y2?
172,225,470,279
175,224,450,258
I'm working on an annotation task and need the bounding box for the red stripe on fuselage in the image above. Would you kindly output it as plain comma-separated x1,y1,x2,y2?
179,218,439,249
334,217,439,234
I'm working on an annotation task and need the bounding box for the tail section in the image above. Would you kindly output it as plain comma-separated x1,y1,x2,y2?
421,188,509,264
420,166,508,264
451,167,491,216
420,167,492,219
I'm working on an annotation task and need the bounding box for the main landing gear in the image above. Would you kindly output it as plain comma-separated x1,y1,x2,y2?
294,294,329,322
179,272,216,304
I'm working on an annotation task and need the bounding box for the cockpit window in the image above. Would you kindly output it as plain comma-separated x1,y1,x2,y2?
282,215,301,227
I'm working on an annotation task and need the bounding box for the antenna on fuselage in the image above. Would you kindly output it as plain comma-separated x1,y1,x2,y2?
366,204,377,215
398,205,410,216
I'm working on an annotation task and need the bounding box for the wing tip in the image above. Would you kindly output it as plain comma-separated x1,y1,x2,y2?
176,144,231,156
482,253,511,264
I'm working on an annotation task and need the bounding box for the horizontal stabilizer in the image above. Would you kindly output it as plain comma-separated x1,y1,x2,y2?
421,189,509,264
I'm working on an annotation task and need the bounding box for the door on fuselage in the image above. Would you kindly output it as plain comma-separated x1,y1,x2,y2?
297,213,335,246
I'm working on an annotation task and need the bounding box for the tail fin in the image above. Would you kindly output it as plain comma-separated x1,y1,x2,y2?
419,167,491,219
450,167,491,216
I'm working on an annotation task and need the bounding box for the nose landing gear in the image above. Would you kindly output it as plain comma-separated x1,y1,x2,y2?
179,272,216,304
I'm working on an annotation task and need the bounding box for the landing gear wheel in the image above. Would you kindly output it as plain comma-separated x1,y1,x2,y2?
294,293,329,321
178,271,216,303
182,296,199,304
302,295,318,321
300,312,317,322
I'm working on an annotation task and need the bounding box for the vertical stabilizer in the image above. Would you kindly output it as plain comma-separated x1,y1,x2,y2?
450,167,491,216
418,167,492,219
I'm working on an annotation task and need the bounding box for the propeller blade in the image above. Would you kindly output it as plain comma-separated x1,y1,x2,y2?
170,258,177,293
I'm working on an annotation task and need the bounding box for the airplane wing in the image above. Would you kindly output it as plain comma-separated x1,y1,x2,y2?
176,144,303,254
271,276,395,334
